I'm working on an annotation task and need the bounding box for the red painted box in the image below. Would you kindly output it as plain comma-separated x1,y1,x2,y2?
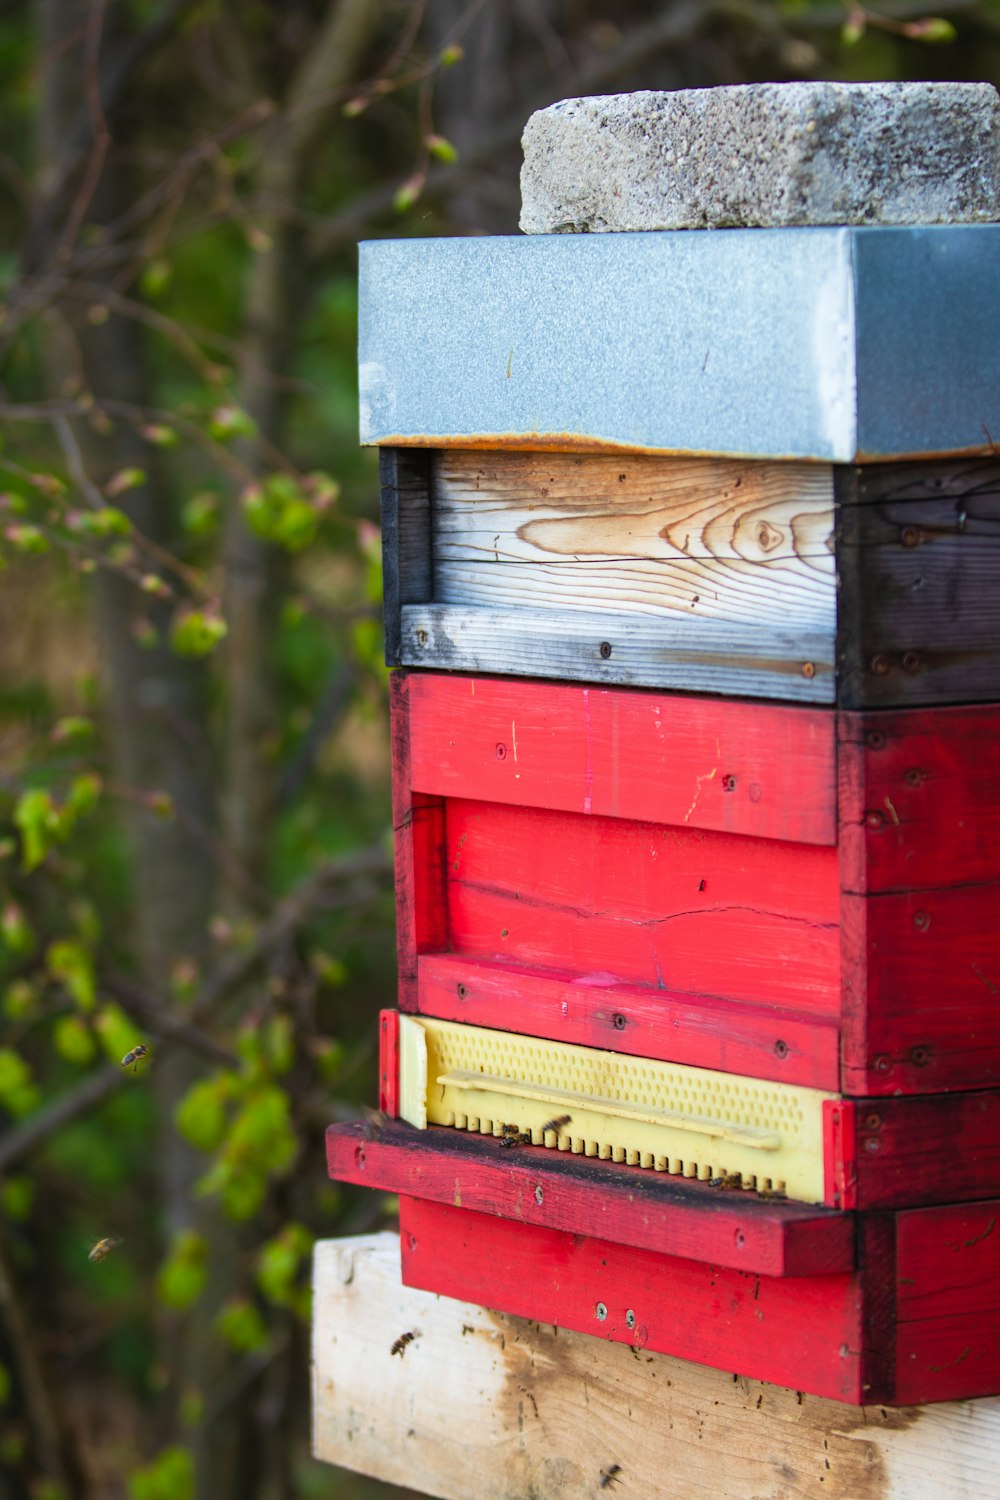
392,670,1000,1099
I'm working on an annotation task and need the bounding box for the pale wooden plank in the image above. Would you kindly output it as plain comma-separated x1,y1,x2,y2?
313,1233,1000,1500
433,452,835,629
399,603,834,703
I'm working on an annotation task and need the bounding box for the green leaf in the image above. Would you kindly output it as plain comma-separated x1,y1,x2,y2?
242,474,319,552
93,1003,139,1064
225,1085,296,1176
47,939,97,1011
0,1176,34,1222
256,1223,313,1314
104,468,146,498
180,491,220,538
156,1231,207,1310
51,716,95,746
175,1079,228,1152
904,17,956,42
140,423,179,449
139,258,172,299
393,172,425,214
4,524,49,554
425,133,458,163
439,43,463,65
207,406,257,441
13,789,61,870
1,902,35,956
0,1048,40,1117
3,980,38,1021
215,1297,269,1353
128,1446,194,1500
53,1014,97,1065
69,506,132,538
169,609,227,658
67,773,101,817
264,1015,293,1075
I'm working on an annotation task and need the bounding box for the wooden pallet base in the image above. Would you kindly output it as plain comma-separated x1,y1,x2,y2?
313,1232,1000,1500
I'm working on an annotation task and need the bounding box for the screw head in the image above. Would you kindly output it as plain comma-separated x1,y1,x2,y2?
902,651,921,675
873,1054,892,1075
456,983,467,1000
864,1136,882,1155
865,810,884,830
870,654,890,676
773,1039,788,1060
913,909,931,931
910,1045,931,1068
595,1302,608,1322
866,730,887,751
613,1012,626,1031
599,641,613,660
625,1309,636,1329
495,743,507,760
901,526,921,547
904,768,925,788
801,661,816,679
864,1113,882,1132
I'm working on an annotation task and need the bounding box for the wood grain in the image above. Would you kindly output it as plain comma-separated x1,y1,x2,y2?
313,1231,1000,1500
444,798,841,1014
399,1197,875,1404
390,671,447,1010
404,671,838,846
836,459,1000,708
416,954,842,1089
381,448,432,666
433,450,835,628
326,1120,854,1277
401,603,835,702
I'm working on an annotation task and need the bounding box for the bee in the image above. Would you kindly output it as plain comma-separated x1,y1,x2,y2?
120,1044,149,1072
710,1172,743,1191
499,1130,532,1148
361,1105,388,1142
757,1185,787,1201
499,1134,522,1148
599,1464,622,1489
88,1237,122,1263
501,1123,520,1135
390,1331,417,1357
540,1114,571,1135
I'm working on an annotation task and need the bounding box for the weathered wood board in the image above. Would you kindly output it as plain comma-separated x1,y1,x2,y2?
313,1231,1000,1499
392,671,1000,1097
382,449,1000,707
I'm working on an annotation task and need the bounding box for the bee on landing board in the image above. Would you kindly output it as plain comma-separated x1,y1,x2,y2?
599,1464,622,1489
390,1331,418,1357
540,1114,571,1136
120,1044,149,1072
88,1237,123,1262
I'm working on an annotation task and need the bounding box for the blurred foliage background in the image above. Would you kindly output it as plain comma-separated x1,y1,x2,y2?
1,2,999,1497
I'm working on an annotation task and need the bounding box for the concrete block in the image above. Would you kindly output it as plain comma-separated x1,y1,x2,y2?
520,82,1000,232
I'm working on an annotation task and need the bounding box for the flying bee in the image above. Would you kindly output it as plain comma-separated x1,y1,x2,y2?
88,1237,122,1263
540,1114,571,1135
360,1105,388,1142
120,1044,149,1072
599,1464,622,1489
390,1330,417,1357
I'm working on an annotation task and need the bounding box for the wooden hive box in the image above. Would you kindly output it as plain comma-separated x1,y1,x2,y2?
325,223,1000,1410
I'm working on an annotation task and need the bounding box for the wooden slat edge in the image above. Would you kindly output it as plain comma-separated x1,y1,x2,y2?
312,1232,1000,1500
325,1120,854,1278
400,603,835,703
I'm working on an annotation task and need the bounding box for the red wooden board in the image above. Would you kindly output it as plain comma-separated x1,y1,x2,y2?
444,797,840,1012
405,671,838,845
894,1201,1000,1403
398,1196,883,1404
326,1119,856,1277
397,1196,1000,1405
378,1010,399,1116
417,953,841,1089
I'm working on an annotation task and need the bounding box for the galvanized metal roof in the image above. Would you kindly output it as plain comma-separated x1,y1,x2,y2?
358,226,1000,461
